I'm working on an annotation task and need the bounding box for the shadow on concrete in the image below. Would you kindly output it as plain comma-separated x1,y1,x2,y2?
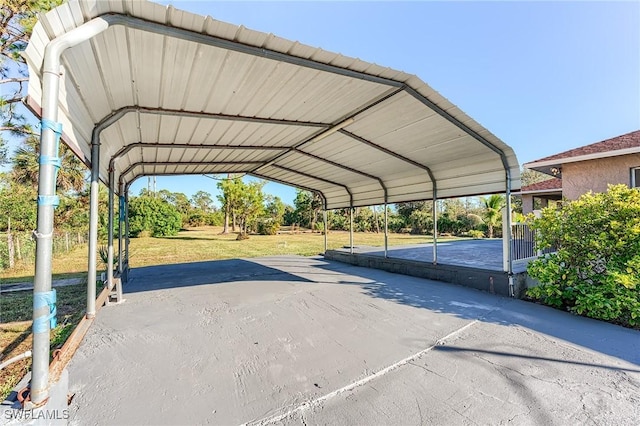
311,258,640,367
433,346,640,373
125,259,313,293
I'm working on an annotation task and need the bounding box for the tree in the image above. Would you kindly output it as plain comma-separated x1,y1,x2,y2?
234,180,265,235
480,194,505,238
0,173,36,231
527,185,640,328
11,134,86,193
217,177,242,233
292,190,323,229
191,190,214,213
1,0,64,163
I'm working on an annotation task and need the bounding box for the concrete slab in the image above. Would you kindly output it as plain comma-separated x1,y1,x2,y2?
66,256,640,425
1,370,70,425
341,239,528,273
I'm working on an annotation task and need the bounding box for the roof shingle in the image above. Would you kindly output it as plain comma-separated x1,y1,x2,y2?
520,177,562,192
530,130,640,164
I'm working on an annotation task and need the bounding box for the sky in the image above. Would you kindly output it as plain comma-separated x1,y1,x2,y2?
8,1,640,207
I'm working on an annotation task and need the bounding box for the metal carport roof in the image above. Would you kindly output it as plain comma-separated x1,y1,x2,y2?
21,0,524,407
24,0,520,210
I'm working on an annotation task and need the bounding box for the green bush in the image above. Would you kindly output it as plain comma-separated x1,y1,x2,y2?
526,185,640,328
468,229,484,239
129,195,182,237
257,218,280,235
187,211,206,227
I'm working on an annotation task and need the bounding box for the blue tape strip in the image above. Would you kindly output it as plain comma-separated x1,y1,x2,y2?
119,196,125,221
41,118,63,136
38,195,60,207
33,289,57,333
39,155,62,169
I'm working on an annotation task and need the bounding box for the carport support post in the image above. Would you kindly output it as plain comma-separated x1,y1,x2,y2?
107,169,115,290
124,186,130,280
87,140,100,319
432,196,438,264
505,190,514,296
384,203,388,258
323,210,328,253
349,206,354,254
118,183,124,275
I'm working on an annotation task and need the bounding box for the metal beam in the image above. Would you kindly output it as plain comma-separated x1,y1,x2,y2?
109,105,329,128
323,210,328,253
432,196,438,264
119,161,263,183
403,86,510,172
250,172,327,203
251,87,403,176
292,148,387,199
110,142,287,167
384,203,388,258
86,140,100,319
107,169,115,291
102,14,404,88
349,206,354,254
338,129,436,183
270,164,353,201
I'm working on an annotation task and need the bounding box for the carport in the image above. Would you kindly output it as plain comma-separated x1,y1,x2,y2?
23,0,520,406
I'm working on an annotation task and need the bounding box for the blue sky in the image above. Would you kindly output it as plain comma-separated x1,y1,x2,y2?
10,1,640,206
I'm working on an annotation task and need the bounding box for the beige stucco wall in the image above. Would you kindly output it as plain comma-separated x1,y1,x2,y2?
562,154,640,200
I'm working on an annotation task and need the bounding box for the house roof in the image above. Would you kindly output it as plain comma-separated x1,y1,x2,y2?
24,0,520,209
525,130,640,176
519,177,562,194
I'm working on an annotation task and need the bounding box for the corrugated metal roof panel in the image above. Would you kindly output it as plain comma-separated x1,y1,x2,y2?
25,0,520,208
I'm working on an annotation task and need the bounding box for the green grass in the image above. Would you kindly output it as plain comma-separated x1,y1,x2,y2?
2,226,459,280
0,283,87,400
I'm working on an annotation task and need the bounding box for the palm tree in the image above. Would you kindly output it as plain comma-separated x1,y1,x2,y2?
11,135,86,193
481,194,505,238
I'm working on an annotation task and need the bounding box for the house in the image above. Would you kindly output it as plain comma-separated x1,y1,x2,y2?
520,130,640,214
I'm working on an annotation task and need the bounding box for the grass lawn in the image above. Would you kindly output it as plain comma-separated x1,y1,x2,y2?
0,226,461,399
0,284,87,400
1,226,455,281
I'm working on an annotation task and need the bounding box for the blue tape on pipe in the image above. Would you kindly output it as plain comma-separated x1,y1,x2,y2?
39,155,62,169
33,289,57,333
37,195,60,207
41,118,63,136
119,196,125,221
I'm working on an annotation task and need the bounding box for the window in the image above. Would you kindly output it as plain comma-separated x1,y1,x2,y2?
632,167,640,188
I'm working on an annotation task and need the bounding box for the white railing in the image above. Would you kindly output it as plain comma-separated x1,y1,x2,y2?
503,210,543,272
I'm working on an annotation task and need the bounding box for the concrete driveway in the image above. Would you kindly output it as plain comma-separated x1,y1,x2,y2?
67,256,640,425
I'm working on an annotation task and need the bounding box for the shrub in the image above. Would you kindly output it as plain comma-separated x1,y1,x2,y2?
129,195,182,237
526,185,640,328
257,218,280,235
187,211,206,227
468,229,484,239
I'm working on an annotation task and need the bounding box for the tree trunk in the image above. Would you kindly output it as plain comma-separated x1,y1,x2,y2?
222,203,230,234
488,224,494,239
7,219,15,269
15,233,22,261
232,211,237,232
373,206,380,233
